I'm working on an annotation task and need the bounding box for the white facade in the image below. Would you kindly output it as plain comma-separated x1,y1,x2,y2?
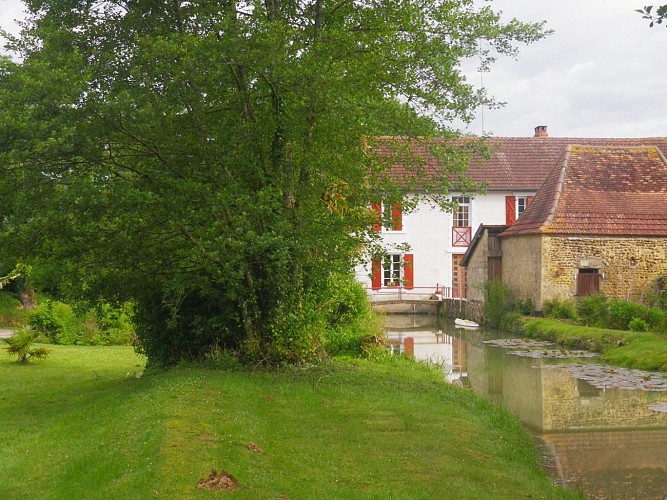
356,191,536,299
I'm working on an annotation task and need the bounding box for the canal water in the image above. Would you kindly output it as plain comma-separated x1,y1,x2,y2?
383,315,667,499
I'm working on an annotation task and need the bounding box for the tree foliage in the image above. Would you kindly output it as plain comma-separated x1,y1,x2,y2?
637,5,667,27
0,0,547,365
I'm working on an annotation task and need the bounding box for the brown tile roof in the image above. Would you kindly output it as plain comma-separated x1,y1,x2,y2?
500,145,667,237
369,136,667,191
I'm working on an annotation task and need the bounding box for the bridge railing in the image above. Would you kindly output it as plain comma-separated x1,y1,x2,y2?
365,285,462,301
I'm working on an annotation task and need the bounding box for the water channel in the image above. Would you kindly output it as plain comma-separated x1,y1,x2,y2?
383,314,667,499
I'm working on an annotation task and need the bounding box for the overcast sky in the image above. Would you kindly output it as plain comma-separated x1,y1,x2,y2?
460,0,667,138
1,0,665,138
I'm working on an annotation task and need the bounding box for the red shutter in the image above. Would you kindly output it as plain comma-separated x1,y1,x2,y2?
505,196,516,225
527,196,534,206
371,258,382,290
371,202,381,231
403,254,414,289
392,203,402,231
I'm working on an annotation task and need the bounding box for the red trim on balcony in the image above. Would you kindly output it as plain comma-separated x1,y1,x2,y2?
452,226,472,246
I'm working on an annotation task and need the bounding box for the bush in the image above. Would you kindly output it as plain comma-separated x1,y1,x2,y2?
499,312,525,335
322,273,380,356
29,300,81,344
576,293,608,326
28,299,135,346
483,279,514,328
514,298,535,316
607,299,664,331
92,300,135,345
542,298,577,320
628,318,649,332
0,291,28,326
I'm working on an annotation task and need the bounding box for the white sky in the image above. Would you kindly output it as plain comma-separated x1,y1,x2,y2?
1,0,665,138
460,0,667,138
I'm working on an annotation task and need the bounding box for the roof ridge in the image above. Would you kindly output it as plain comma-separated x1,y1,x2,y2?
544,148,570,227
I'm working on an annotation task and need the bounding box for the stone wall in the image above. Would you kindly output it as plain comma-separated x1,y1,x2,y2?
465,231,489,302
542,235,667,304
440,299,484,323
499,234,543,305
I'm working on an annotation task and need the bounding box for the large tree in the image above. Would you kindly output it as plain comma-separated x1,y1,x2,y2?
0,0,546,365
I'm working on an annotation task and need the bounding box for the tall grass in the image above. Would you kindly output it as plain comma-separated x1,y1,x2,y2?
483,279,513,328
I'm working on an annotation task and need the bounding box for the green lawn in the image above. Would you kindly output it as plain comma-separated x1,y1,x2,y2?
521,317,667,372
0,345,576,499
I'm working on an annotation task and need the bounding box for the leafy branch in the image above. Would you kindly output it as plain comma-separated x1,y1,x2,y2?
637,5,667,27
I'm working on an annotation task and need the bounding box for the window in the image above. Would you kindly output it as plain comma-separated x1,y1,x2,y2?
452,196,470,227
506,195,534,224
517,196,528,216
371,253,414,290
383,254,402,286
452,196,471,246
371,202,402,231
382,203,402,231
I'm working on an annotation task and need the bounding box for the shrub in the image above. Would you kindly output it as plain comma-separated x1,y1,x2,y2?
323,273,381,356
542,298,577,320
576,293,608,326
2,326,50,363
28,299,136,346
646,276,667,311
499,312,525,335
93,300,136,345
0,291,22,311
628,318,649,332
606,299,664,331
483,279,514,328
514,298,535,316
28,300,81,344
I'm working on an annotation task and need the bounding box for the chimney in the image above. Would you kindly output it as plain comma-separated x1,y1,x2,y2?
534,125,548,138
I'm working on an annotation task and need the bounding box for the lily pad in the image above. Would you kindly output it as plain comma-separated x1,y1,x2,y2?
542,363,667,392
649,402,667,414
507,349,598,359
483,338,554,349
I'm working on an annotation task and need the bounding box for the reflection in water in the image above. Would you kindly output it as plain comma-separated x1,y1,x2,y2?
384,314,468,383
383,315,667,499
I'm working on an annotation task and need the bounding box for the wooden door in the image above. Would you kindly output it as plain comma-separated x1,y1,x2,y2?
577,269,600,296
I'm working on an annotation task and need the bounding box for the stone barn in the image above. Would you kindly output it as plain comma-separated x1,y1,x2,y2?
498,145,667,310
460,224,508,302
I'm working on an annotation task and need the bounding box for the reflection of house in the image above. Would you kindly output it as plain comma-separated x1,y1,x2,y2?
465,336,667,499
499,145,667,309
358,128,667,303
382,316,468,381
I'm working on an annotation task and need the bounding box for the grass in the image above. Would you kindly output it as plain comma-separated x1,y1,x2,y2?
522,317,667,372
0,292,29,327
0,345,576,499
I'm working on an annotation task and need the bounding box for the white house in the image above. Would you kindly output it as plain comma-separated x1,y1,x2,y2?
356,126,667,300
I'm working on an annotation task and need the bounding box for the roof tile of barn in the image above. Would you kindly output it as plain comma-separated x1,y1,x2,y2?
500,145,667,238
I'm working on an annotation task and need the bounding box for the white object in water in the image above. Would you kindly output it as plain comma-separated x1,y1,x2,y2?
454,318,479,329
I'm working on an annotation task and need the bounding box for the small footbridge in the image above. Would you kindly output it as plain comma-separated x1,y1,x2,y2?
368,286,451,315
367,286,482,320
